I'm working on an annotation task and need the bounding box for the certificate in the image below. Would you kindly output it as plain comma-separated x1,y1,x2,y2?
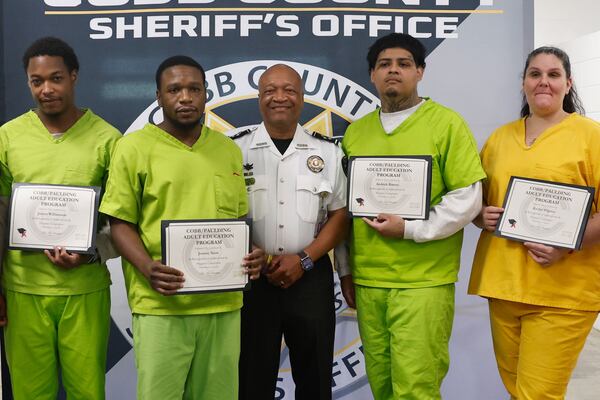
8,183,100,254
495,177,594,250
161,219,251,293
347,156,432,219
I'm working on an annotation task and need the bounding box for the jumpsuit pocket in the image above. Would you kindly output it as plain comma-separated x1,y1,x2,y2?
296,175,332,223
63,168,99,187
214,174,241,218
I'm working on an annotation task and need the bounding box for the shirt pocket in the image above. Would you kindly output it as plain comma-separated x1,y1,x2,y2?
296,175,333,223
63,168,99,187
62,153,105,187
214,174,241,218
532,163,577,184
247,175,268,221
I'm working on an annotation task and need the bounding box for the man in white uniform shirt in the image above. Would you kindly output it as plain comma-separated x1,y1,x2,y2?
229,64,347,400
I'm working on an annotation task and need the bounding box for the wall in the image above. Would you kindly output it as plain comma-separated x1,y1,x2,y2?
534,0,600,48
535,0,600,330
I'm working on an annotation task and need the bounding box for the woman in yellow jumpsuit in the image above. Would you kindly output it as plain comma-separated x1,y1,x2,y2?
469,46,600,399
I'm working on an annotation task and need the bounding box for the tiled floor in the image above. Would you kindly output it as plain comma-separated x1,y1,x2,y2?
567,328,600,399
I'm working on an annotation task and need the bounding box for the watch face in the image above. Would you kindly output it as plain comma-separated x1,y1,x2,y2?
301,257,314,271
298,251,314,271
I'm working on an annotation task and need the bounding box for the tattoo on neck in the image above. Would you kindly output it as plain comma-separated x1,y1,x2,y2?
384,101,405,113
382,96,420,113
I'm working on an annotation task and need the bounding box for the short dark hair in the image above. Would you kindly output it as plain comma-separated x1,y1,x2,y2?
22,37,79,73
520,46,584,117
367,33,426,72
155,55,206,89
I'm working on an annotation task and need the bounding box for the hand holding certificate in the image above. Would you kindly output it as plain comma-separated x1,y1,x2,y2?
161,219,251,293
495,177,595,250
8,183,100,254
347,156,432,219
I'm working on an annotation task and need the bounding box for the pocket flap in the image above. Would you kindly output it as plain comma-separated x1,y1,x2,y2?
296,175,332,194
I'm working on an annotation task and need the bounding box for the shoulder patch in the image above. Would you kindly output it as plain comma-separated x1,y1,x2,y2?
230,127,256,141
310,131,340,145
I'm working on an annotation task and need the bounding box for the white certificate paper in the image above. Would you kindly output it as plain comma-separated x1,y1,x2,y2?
495,177,594,250
162,219,251,293
348,156,432,219
8,183,100,254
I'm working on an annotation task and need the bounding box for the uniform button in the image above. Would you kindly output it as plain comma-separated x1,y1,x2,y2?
279,224,284,228
279,200,284,205
280,178,285,183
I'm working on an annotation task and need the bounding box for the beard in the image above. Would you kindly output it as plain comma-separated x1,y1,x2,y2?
37,100,66,117
173,119,200,130
164,113,202,131
384,87,400,98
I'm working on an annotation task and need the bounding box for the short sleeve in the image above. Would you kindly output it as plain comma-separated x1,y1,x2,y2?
437,118,486,191
102,130,122,181
0,127,13,197
99,139,143,224
478,135,493,201
589,126,600,212
328,144,347,211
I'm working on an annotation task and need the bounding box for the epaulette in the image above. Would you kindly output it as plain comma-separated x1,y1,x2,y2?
230,127,255,141
310,131,340,145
